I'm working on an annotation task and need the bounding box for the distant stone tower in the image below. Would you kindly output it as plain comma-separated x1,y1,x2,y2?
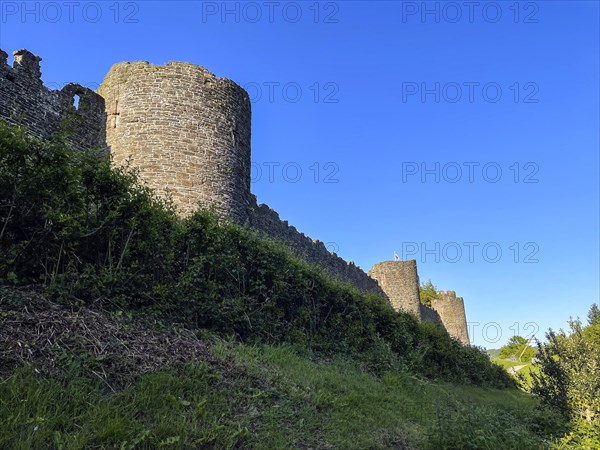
97,61,252,221
431,291,469,345
368,260,470,346
368,260,421,317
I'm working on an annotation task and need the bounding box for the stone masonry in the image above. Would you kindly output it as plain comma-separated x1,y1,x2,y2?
368,261,421,316
97,61,252,222
431,291,470,345
0,49,470,345
368,261,470,344
248,195,384,294
0,49,105,151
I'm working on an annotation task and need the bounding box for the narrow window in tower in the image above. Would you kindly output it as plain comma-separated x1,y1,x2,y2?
230,118,237,145
111,100,120,128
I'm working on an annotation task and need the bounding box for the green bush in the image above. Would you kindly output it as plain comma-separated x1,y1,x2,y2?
0,122,512,388
550,420,600,449
529,305,600,446
0,121,177,305
419,279,441,306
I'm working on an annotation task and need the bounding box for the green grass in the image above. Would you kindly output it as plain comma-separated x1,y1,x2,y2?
491,358,540,391
225,344,551,450
1,342,557,450
518,363,541,392
492,358,527,369
0,364,253,449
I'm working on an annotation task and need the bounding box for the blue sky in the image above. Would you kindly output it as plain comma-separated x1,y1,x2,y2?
1,1,598,347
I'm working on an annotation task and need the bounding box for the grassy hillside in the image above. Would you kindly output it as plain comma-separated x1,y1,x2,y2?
0,289,559,449
491,358,540,391
492,358,529,370
0,122,572,448
0,122,511,388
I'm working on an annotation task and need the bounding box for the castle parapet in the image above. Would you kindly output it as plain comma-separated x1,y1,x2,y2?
419,302,442,323
13,49,42,81
0,48,106,151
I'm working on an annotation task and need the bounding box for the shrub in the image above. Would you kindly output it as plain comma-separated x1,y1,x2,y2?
0,122,512,387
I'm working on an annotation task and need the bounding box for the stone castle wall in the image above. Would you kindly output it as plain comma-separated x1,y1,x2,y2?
248,196,384,294
0,49,381,294
0,49,105,151
97,61,252,222
0,49,471,345
431,291,470,345
368,261,421,316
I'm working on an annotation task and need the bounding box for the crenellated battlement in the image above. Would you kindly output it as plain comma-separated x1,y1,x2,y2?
249,195,384,295
12,49,43,80
438,291,461,302
0,48,106,151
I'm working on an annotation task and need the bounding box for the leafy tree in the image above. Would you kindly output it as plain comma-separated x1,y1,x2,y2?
419,280,441,306
530,305,600,425
499,335,536,362
585,304,600,346
588,304,600,325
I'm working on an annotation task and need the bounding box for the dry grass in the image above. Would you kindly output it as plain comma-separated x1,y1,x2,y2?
0,286,241,390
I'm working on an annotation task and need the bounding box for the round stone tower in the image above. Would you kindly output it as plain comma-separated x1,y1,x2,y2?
368,260,421,317
431,291,469,345
98,61,251,221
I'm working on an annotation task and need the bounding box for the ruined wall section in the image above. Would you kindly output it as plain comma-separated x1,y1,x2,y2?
0,49,106,151
431,291,470,345
368,260,421,317
247,196,384,295
98,61,251,221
